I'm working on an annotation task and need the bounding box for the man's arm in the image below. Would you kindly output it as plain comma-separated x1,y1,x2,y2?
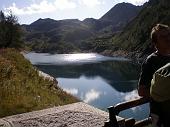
138,56,153,98
138,84,150,97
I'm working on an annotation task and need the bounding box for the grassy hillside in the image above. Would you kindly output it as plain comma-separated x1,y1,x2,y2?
0,48,78,118
111,0,170,59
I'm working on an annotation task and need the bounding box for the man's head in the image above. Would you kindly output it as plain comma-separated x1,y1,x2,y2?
151,24,170,55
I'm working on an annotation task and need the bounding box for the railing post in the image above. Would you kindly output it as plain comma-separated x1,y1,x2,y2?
104,106,119,127
104,97,151,127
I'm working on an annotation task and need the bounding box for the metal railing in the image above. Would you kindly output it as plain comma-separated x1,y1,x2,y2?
104,97,152,127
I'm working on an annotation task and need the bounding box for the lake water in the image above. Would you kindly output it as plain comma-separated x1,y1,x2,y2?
24,53,149,120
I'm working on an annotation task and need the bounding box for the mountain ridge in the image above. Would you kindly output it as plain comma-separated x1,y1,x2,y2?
22,2,142,53
110,0,170,59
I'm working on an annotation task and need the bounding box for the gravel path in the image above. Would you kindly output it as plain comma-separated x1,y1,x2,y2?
0,102,124,127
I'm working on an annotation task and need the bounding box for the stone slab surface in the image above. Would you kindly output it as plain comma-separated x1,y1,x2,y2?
0,102,124,127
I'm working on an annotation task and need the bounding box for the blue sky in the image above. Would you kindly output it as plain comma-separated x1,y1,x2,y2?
1,0,148,24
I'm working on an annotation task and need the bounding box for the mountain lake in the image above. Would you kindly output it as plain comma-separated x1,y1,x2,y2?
24,52,149,120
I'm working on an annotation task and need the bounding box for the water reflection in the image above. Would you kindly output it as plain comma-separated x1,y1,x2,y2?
25,53,149,120
25,53,128,65
83,89,101,103
63,88,78,95
123,90,139,101
36,61,140,92
57,76,115,109
63,53,97,61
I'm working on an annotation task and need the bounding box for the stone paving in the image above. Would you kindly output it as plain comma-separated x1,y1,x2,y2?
0,102,124,127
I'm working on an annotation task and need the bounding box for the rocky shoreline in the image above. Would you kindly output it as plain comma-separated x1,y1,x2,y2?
100,49,146,64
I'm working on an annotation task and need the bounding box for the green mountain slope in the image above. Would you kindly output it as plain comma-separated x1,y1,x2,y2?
111,0,170,59
0,48,78,117
22,2,141,53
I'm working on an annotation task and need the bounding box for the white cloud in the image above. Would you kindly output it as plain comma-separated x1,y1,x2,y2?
84,89,101,103
126,0,148,5
114,0,148,5
4,0,77,15
80,0,104,7
54,0,77,10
